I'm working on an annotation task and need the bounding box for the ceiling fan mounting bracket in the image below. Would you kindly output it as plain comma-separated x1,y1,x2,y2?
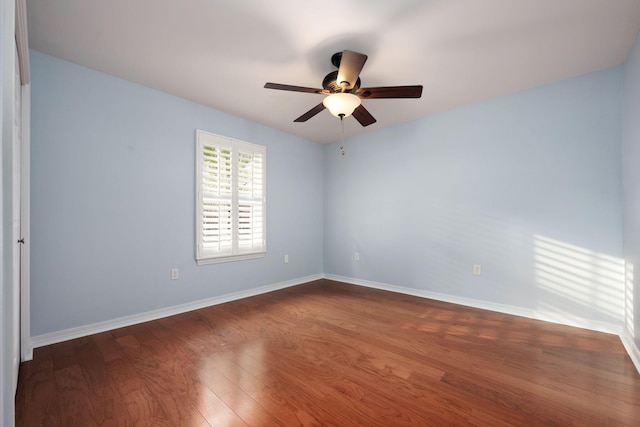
330,52,343,68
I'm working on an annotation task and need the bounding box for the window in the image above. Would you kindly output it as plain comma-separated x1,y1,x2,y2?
196,130,266,264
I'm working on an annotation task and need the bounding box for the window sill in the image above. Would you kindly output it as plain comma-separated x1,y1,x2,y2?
196,252,265,265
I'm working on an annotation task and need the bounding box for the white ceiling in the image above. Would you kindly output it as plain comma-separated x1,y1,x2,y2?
26,0,640,144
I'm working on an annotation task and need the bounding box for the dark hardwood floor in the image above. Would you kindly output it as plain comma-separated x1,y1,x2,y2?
16,279,640,426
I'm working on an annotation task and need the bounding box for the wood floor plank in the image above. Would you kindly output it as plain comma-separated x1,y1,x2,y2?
54,364,100,426
185,379,249,427
15,346,61,427
73,336,134,426
16,279,640,426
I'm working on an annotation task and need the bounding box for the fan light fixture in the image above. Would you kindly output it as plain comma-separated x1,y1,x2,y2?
323,93,361,118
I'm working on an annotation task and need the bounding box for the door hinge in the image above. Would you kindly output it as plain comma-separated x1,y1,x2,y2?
17,238,24,244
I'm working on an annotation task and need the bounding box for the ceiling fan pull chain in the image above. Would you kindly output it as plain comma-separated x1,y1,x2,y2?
339,114,346,155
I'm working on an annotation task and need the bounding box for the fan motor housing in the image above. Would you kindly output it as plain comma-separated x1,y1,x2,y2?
322,70,361,93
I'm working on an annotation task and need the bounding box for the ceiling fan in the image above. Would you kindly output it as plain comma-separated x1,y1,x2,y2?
264,50,423,127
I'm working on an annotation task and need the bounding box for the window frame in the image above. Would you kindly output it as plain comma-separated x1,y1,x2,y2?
195,130,266,265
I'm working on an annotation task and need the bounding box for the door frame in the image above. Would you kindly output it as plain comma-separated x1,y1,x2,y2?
16,0,30,362
19,80,29,361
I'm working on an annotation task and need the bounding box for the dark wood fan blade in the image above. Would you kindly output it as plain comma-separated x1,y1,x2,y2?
264,83,326,94
294,103,326,122
337,50,367,91
352,104,376,127
355,85,423,99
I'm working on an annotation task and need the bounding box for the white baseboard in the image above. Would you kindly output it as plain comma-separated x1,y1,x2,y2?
620,330,640,375
323,274,622,335
26,274,323,359
22,347,33,363
324,274,640,375
25,273,640,376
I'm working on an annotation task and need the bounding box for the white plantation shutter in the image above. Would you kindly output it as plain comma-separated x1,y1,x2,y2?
196,130,266,264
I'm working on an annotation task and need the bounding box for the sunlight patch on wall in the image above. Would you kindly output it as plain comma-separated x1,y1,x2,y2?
534,235,624,323
625,262,634,335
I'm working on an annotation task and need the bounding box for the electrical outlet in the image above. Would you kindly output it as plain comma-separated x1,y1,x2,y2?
473,264,481,275
284,254,289,264
355,252,360,261
171,268,179,280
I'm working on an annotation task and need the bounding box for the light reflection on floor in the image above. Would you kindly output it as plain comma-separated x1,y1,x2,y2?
195,342,265,426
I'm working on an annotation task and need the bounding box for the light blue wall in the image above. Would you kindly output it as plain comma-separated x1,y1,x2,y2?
30,51,324,336
325,67,624,327
30,47,631,340
622,31,640,349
